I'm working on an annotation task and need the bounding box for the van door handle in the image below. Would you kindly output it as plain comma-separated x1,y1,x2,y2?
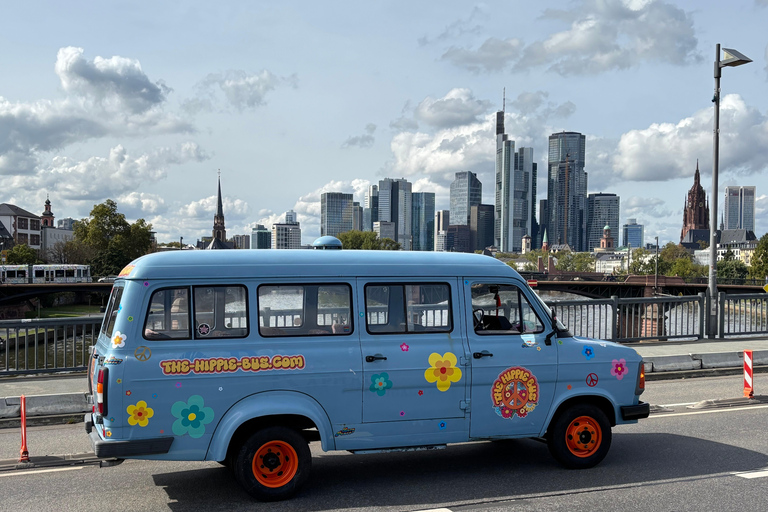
473,351,493,359
365,354,387,363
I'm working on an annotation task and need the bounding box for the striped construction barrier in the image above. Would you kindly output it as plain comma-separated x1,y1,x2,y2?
744,350,754,398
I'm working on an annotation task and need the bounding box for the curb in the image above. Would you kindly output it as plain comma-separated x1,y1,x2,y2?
646,364,768,381
0,413,85,429
0,393,89,420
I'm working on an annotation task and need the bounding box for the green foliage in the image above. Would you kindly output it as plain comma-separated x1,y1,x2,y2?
6,244,40,264
748,233,768,280
44,240,95,264
336,230,401,250
627,247,655,275
554,251,595,272
717,257,748,281
74,199,154,275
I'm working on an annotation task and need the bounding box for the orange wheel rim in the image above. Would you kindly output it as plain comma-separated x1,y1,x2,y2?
252,440,298,488
565,416,602,458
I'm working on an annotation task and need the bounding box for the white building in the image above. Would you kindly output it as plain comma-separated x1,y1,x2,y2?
0,203,42,250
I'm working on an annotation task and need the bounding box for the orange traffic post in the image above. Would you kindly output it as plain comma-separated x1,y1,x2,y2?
744,350,754,398
19,394,30,463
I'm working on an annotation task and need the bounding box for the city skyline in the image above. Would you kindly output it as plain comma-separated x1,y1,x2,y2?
1,1,767,246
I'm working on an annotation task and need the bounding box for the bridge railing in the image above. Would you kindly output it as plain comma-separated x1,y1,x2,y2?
718,292,768,338
0,316,102,376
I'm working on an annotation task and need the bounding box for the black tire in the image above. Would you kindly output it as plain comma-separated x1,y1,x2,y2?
547,404,612,469
233,426,312,501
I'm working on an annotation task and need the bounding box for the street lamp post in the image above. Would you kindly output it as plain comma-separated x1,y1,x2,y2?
654,236,659,295
707,44,752,338
179,236,183,250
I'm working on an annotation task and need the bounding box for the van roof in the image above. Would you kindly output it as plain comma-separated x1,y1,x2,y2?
122,250,522,281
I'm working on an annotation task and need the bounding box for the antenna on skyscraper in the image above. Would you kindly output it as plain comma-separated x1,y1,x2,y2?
502,87,506,113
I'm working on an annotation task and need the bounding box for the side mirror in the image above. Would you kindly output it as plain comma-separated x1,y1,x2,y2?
544,306,557,346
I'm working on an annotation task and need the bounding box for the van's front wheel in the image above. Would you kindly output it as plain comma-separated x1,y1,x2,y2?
547,404,611,469
234,426,311,501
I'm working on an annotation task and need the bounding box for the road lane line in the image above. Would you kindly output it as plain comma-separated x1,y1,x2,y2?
648,404,768,418
733,469,768,479
0,466,84,478
659,402,697,407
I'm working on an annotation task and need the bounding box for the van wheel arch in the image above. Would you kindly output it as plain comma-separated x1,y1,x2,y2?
225,414,320,470
547,395,616,433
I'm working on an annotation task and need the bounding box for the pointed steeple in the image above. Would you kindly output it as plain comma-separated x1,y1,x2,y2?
694,159,700,186
212,170,227,242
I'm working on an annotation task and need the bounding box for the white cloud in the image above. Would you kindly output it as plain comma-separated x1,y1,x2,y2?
55,46,168,114
610,94,768,182
418,6,486,47
179,194,249,219
414,88,492,129
443,0,700,75
118,192,167,216
341,123,376,149
187,70,297,112
441,38,523,73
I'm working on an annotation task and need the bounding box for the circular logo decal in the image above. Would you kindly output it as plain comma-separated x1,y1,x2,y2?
197,323,211,336
491,366,539,419
134,346,152,362
586,373,599,387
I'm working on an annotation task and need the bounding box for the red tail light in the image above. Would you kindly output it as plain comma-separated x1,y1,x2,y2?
96,367,108,416
636,362,646,395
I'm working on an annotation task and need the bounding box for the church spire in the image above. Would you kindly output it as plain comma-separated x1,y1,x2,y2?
212,170,226,242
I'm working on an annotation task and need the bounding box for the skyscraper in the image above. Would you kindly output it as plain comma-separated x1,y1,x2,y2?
434,210,449,251
320,192,354,237
494,99,537,252
449,171,482,226
547,131,587,251
587,193,620,252
272,211,301,249
470,204,494,251
411,192,435,251
378,178,412,250
622,219,644,249
363,185,378,232
251,224,272,249
724,186,756,232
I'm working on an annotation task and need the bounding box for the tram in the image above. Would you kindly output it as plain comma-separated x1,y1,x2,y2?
0,264,92,284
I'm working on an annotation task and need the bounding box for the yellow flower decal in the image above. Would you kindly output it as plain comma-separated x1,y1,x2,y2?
127,400,154,427
424,352,462,392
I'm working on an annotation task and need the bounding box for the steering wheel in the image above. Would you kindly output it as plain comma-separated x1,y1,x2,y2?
472,308,485,330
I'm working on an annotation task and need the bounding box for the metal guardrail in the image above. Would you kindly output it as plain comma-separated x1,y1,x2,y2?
719,292,768,338
1,292,767,375
1,317,102,376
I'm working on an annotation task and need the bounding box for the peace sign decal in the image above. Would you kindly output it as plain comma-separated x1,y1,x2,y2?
491,366,539,420
134,346,152,362
586,373,599,387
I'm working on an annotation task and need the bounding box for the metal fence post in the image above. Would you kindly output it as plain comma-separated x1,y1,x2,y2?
698,292,706,340
610,295,619,342
718,291,726,339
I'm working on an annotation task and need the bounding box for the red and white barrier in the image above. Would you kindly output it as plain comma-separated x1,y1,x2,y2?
744,350,754,399
19,394,29,463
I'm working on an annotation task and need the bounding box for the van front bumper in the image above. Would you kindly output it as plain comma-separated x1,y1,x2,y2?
85,413,174,458
620,401,650,421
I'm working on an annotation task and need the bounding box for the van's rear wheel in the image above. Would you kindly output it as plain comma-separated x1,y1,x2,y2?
234,426,311,501
547,404,611,469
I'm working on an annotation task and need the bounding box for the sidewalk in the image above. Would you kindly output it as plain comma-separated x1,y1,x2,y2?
1,337,767,427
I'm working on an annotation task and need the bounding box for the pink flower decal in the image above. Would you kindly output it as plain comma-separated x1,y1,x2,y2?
400,343,409,352
611,359,627,380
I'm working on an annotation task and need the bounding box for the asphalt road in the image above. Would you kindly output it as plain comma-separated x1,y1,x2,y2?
0,373,767,512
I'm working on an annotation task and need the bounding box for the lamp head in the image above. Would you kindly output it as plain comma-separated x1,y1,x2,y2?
720,47,752,67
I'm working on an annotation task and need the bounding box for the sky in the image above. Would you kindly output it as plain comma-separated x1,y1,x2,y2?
1,0,767,247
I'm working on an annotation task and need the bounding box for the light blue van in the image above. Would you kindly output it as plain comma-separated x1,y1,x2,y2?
85,249,648,501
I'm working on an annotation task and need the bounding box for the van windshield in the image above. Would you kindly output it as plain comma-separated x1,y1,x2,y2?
100,285,125,339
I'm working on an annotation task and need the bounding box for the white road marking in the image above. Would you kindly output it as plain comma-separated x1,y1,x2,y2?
413,509,453,512
0,466,84,478
659,402,697,407
648,404,768,418
734,469,768,479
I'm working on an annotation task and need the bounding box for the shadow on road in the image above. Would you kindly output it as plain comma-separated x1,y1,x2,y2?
151,433,768,511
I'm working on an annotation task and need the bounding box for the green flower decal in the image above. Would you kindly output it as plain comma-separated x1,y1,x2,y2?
370,373,393,396
171,395,214,438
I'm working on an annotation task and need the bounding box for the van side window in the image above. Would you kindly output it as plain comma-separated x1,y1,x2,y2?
365,283,452,334
471,283,544,335
191,286,248,338
258,284,352,337
101,285,125,338
144,288,191,340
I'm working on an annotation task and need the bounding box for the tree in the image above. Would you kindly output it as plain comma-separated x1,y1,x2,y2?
659,242,694,276
44,240,95,264
5,244,39,264
717,258,748,282
554,252,595,272
748,233,768,281
627,247,654,275
336,230,401,250
74,199,154,275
